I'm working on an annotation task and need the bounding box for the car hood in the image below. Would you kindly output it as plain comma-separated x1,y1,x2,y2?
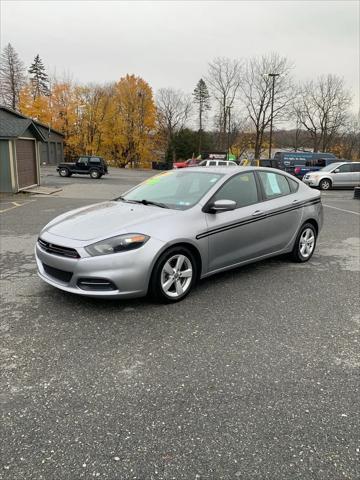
43,201,175,242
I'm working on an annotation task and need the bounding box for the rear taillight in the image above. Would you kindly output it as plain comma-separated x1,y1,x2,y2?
294,167,301,175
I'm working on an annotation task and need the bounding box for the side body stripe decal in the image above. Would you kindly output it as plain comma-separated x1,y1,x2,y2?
196,198,321,240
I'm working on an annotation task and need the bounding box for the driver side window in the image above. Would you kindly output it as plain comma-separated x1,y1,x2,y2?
78,157,88,165
336,164,351,173
212,172,259,208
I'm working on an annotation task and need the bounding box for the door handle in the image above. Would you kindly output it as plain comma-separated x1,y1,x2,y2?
292,199,299,203
252,210,263,216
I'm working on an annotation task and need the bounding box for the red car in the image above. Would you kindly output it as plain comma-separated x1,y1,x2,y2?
173,159,200,169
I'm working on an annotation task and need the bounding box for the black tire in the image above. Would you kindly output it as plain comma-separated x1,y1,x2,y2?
291,223,317,263
59,167,69,177
149,246,198,303
319,178,332,190
89,169,100,179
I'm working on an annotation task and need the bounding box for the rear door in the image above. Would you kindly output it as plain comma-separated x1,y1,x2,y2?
254,171,303,253
350,163,360,186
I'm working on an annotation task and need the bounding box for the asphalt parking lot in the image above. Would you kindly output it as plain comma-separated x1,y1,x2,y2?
1,167,359,480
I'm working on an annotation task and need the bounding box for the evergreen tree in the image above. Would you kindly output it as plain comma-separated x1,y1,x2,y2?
193,78,211,154
28,54,50,99
0,43,26,110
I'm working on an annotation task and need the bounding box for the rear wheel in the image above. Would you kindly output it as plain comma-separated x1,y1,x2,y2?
149,247,197,303
59,167,69,177
90,169,100,179
319,178,331,190
291,223,317,263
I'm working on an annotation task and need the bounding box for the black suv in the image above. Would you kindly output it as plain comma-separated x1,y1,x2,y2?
57,156,108,179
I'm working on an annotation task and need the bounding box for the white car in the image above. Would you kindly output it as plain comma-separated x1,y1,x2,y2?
198,159,238,167
303,162,360,190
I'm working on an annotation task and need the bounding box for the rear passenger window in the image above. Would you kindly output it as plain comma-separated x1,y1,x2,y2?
219,161,227,166
287,177,299,193
350,163,360,172
209,161,216,166
90,157,101,163
212,172,259,208
258,171,291,199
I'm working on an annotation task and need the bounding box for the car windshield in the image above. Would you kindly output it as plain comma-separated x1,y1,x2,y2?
320,163,342,172
121,170,224,210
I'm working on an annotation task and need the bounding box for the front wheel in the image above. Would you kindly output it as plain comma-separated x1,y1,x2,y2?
291,223,317,263
319,178,331,190
149,247,197,303
59,167,69,177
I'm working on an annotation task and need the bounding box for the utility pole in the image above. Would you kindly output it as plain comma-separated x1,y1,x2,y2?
226,105,232,160
267,73,280,160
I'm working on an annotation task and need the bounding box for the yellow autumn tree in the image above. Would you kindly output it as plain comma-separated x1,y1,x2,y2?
19,83,52,124
102,75,156,167
73,84,112,156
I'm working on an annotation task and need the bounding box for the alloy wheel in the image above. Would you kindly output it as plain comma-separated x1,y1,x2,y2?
299,228,315,258
160,254,193,298
320,179,331,190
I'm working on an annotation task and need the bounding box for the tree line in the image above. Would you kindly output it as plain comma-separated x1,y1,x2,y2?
0,43,358,165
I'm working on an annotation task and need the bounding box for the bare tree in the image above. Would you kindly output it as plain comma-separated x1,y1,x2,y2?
294,74,352,152
206,57,242,149
335,113,360,160
0,43,26,110
241,53,294,159
156,88,192,162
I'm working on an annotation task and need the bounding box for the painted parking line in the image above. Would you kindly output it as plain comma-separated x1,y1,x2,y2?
0,200,36,214
323,204,360,216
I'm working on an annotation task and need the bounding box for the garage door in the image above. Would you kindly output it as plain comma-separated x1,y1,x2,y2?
16,139,37,189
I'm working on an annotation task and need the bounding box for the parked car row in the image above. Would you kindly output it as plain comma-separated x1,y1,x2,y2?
56,154,359,191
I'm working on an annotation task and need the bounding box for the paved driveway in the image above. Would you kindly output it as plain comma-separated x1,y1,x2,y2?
1,170,359,479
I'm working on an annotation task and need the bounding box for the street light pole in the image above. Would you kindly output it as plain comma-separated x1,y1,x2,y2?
226,105,232,160
267,73,280,160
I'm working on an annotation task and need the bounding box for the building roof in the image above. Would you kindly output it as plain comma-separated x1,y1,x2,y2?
0,106,65,139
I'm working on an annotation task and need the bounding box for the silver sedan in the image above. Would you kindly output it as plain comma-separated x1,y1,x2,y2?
35,167,323,302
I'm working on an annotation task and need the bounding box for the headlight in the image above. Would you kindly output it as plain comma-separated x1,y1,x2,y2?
85,234,149,256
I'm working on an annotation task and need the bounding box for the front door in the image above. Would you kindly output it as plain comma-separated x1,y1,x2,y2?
331,163,354,186
205,171,264,272
76,156,89,172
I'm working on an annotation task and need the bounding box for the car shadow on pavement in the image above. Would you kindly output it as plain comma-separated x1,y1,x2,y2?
47,255,291,314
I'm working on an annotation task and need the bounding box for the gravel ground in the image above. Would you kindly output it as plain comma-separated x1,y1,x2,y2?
1,168,359,479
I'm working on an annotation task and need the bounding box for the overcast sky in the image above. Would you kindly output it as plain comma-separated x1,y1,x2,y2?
1,0,359,111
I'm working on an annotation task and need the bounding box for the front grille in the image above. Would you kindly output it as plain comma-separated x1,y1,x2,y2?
77,278,116,291
38,238,80,258
43,263,73,283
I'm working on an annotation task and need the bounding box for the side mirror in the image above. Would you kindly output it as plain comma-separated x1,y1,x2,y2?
207,199,237,213
334,169,340,173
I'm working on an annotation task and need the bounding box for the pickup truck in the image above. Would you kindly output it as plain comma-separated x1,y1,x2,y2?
57,156,108,179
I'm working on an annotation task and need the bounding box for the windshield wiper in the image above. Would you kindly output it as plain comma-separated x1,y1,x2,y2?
114,196,139,204
138,199,169,209
114,197,169,209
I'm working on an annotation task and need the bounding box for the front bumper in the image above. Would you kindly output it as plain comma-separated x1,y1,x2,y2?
303,176,319,187
35,236,165,299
